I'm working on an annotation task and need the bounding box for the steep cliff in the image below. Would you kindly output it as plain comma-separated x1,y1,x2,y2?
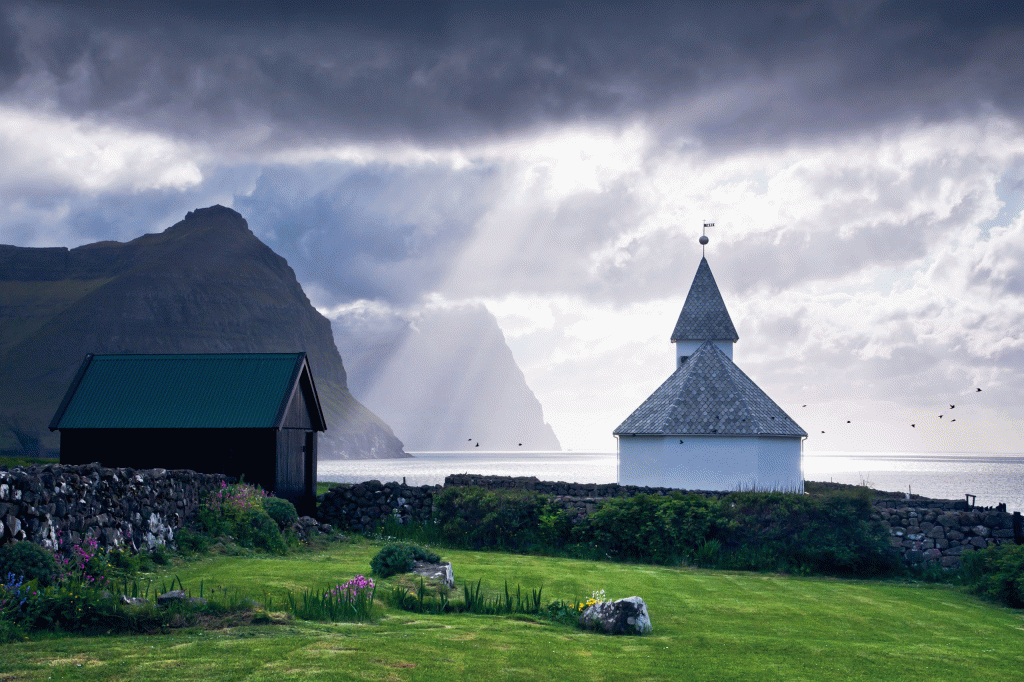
333,303,562,451
0,205,406,459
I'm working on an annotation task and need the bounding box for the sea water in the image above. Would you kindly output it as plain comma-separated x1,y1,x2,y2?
317,450,1024,513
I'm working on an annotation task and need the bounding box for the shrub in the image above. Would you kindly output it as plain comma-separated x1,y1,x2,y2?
370,543,440,578
0,542,59,587
263,496,299,530
105,549,140,579
57,536,116,587
197,482,286,554
962,543,1024,608
173,527,209,555
720,489,900,576
232,507,288,554
574,493,725,564
562,487,899,576
149,543,171,566
432,486,569,551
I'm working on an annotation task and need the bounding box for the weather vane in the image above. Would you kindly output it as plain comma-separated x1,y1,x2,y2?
701,221,713,255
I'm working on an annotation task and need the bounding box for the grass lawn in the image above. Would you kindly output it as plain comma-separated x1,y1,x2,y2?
2,538,1024,681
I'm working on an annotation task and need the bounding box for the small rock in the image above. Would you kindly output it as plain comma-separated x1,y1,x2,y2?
156,590,207,607
412,560,455,589
579,597,652,635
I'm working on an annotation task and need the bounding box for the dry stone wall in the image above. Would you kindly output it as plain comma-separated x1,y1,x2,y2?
0,463,227,552
317,479,436,533
6,464,1016,573
874,499,1020,570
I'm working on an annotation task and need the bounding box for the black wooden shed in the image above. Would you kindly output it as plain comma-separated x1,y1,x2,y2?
50,353,326,514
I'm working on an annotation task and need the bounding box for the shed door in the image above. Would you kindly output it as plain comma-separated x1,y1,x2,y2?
304,431,314,497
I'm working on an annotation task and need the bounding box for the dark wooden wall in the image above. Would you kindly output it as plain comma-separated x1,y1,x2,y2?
60,428,278,495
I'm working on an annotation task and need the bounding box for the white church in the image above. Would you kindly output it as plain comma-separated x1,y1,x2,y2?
614,241,807,492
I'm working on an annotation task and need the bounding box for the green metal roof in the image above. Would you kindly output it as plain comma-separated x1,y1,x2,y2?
51,353,320,429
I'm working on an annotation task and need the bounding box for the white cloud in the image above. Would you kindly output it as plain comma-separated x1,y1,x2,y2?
0,106,204,193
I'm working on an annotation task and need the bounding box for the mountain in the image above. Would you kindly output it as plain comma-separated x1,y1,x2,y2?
0,205,406,459
332,303,561,451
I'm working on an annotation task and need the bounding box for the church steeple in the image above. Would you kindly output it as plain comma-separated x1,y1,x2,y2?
671,242,738,366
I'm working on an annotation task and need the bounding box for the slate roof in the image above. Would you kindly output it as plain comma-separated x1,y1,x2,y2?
614,341,806,437
50,353,326,430
671,257,739,342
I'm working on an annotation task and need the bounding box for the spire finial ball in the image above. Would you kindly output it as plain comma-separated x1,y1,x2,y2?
699,235,709,245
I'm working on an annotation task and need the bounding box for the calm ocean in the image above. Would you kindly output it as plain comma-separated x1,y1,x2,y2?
318,450,1024,513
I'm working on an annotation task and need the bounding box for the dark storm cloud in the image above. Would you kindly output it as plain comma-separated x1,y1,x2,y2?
0,8,22,90
3,1,1022,148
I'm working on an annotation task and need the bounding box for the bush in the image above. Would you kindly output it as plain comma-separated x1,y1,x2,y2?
173,527,209,555
105,549,140,579
573,493,725,564
962,543,1024,607
232,507,288,555
263,497,299,530
149,543,171,566
370,543,440,579
558,488,900,576
0,542,59,587
197,482,287,554
432,486,569,551
720,489,900,576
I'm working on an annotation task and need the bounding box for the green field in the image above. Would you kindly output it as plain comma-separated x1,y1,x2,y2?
2,537,1023,681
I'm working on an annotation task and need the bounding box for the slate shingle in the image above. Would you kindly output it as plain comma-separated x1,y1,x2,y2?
613,341,806,437
671,257,739,342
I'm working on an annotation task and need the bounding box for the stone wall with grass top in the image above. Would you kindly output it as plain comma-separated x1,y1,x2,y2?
318,475,1023,571
0,462,228,552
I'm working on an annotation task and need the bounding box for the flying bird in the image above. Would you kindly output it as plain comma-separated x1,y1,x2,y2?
475,442,479,448
911,424,916,428
821,430,825,434
977,388,982,392
951,419,956,422
846,420,851,423
802,404,807,407
950,404,955,409
939,415,943,419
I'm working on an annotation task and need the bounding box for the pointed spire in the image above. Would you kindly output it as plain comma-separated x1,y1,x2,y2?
671,257,739,342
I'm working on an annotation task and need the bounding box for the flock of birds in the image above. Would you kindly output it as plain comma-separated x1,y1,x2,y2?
462,388,989,444
810,387,983,434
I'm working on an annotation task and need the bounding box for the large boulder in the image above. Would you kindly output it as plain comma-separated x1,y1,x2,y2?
579,596,652,635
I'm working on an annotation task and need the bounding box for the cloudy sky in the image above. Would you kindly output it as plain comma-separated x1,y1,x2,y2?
3,0,1024,453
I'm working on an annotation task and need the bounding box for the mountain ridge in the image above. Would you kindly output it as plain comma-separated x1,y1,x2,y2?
0,205,406,459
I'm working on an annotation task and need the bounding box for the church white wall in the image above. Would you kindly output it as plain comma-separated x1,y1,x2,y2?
674,340,732,366
617,435,803,492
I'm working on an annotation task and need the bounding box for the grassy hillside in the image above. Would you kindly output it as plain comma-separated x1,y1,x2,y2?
2,538,1023,681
